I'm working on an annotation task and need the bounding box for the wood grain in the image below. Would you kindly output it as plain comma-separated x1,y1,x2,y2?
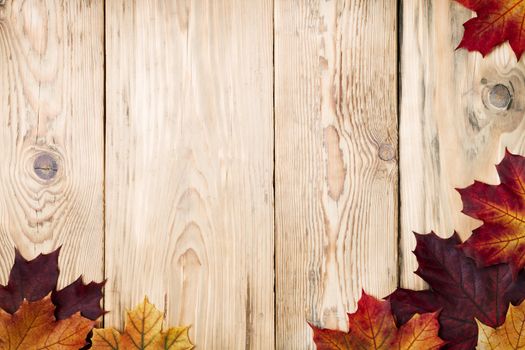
400,0,525,289
0,0,104,287
104,1,274,348
275,0,398,348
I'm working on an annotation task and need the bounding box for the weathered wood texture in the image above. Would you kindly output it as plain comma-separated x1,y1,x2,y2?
400,0,525,289
5,0,525,348
104,1,274,348
0,0,104,287
275,1,398,348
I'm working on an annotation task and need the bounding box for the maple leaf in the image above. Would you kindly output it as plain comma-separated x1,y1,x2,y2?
0,295,94,349
476,301,525,349
52,277,105,320
388,232,525,350
91,297,194,350
309,291,445,350
456,0,484,11
458,149,525,275
0,248,60,314
0,248,104,320
455,0,525,59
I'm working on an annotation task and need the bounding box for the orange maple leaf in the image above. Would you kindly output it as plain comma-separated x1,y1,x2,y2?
0,295,94,349
91,297,193,350
477,301,525,349
310,292,445,350
456,0,525,58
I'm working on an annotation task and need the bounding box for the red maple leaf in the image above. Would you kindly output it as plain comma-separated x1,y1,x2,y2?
387,232,525,350
310,292,444,349
457,0,485,11
456,0,525,58
0,248,104,321
458,149,525,275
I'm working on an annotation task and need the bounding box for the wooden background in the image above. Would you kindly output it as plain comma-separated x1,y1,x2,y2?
0,0,523,348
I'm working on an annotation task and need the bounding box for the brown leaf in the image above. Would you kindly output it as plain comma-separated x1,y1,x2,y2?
0,295,94,349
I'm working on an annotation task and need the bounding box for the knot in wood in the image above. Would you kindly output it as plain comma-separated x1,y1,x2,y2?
488,84,512,110
33,153,58,180
378,143,395,161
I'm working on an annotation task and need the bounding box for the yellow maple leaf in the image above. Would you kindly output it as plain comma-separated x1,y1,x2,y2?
92,297,194,350
477,301,525,349
0,295,94,349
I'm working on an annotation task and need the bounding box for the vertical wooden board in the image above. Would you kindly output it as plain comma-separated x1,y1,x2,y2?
104,1,274,349
0,0,104,285
400,1,525,289
275,0,398,348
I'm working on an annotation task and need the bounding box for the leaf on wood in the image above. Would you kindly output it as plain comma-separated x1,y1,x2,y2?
309,292,445,350
477,301,525,349
52,277,105,320
455,0,525,58
0,248,104,320
0,249,60,314
0,295,94,349
388,232,525,350
91,297,194,350
458,149,525,275
456,0,484,11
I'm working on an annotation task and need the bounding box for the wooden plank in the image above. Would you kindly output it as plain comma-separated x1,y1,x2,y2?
275,1,398,348
104,1,274,348
0,0,104,286
400,0,525,289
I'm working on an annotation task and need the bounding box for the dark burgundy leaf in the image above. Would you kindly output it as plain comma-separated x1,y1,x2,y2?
0,249,59,313
389,289,476,350
388,232,525,350
0,247,104,321
506,269,525,305
53,277,105,320
387,288,440,326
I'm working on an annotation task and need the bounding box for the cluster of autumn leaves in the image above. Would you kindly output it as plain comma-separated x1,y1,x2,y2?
310,152,525,347
5,0,525,348
0,248,193,349
310,0,525,348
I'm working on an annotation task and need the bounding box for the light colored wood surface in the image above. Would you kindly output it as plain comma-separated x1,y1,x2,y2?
275,1,398,348
6,0,524,347
104,1,274,348
0,0,104,286
400,0,525,289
